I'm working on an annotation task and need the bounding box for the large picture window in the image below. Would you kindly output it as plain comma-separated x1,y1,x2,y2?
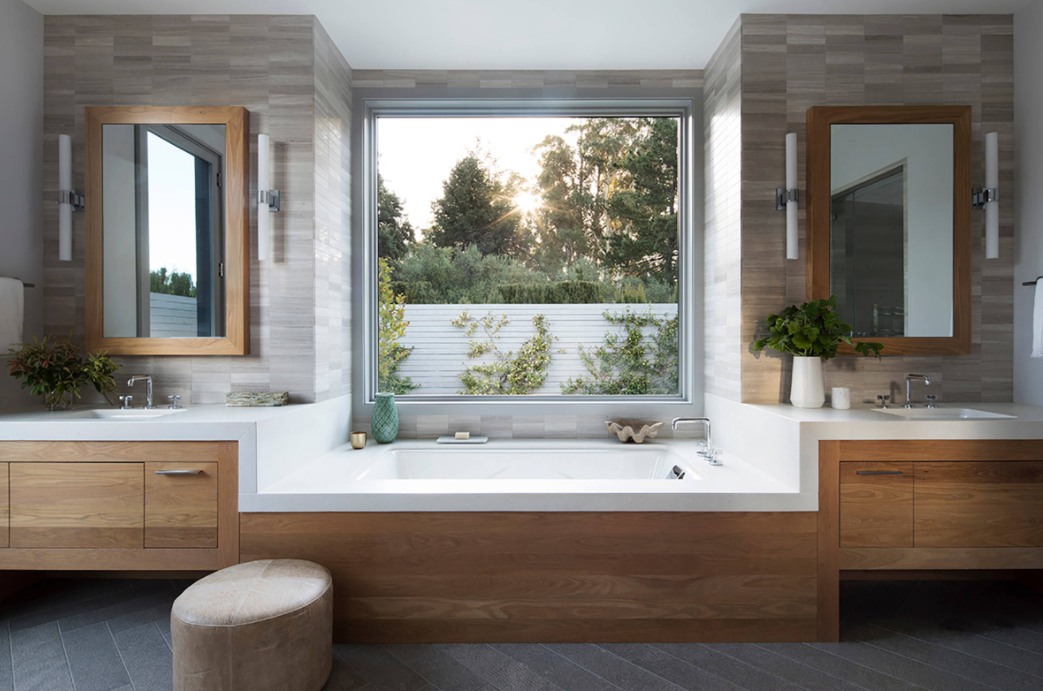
363,99,694,401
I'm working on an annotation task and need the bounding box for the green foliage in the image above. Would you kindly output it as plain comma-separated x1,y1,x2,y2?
391,243,542,304
494,281,610,305
752,296,884,360
377,258,417,394
561,310,679,395
6,336,119,409
150,268,196,297
451,311,553,395
428,154,527,257
377,175,414,262
531,117,679,283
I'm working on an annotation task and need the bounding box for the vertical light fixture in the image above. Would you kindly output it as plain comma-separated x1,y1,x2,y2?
257,133,281,262
984,131,999,259
57,133,83,262
776,132,799,260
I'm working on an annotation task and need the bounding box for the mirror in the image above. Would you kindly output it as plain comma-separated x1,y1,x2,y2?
806,105,971,355
86,106,249,355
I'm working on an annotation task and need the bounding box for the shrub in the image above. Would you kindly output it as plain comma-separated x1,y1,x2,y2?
377,258,417,394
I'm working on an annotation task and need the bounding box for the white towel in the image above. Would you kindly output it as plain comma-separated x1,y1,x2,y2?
1033,281,1043,358
0,277,24,350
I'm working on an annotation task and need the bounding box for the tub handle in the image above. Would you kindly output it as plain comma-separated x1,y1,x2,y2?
855,470,904,476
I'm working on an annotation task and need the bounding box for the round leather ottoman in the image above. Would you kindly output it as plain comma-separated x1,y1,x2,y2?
171,559,333,691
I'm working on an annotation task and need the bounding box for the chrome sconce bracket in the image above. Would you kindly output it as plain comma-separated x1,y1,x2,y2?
57,189,84,210
775,187,799,211
259,188,281,213
971,186,999,209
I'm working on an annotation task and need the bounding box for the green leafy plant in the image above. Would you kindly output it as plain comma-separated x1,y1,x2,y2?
6,336,119,410
451,311,553,395
377,258,417,395
561,309,679,395
752,296,883,359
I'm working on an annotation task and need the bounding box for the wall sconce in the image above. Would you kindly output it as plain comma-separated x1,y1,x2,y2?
257,133,281,262
775,132,799,260
972,131,999,259
57,133,84,262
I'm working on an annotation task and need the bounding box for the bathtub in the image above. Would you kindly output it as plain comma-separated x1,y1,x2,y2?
246,438,807,513
352,445,693,481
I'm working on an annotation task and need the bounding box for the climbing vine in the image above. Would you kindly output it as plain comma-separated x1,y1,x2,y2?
561,309,679,395
451,311,554,395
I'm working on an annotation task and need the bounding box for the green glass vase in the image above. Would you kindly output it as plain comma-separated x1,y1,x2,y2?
371,392,399,443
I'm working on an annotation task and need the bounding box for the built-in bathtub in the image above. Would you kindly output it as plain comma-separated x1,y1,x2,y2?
246,438,806,513
242,438,816,643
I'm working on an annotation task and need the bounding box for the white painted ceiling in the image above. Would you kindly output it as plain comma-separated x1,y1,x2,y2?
21,0,1033,70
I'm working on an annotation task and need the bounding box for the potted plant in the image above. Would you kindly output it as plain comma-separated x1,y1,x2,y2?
752,296,882,408
6,336,119,410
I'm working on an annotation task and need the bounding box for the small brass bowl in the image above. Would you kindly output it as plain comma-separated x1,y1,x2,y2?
350,431,367,450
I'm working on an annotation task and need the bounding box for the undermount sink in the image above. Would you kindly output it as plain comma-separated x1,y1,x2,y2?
90,408,188,419
872,407,1016,420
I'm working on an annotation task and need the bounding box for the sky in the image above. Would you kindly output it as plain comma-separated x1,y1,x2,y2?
377,116,582,233
146,132,198,277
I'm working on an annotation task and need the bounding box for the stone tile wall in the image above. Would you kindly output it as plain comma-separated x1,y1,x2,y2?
42,15,351,404
736,15,1014,404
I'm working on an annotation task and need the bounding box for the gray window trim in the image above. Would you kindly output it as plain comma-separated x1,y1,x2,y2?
351,87,703,419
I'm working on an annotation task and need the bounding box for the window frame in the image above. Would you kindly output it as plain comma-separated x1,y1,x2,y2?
352,89,702,415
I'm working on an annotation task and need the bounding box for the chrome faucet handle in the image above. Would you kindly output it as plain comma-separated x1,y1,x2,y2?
167,394,182,410
876,394,891,409
925,394,939,409
118,395,133,410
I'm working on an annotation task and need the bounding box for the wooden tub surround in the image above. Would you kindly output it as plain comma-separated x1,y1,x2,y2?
240,511,818,644
818,439,1043,641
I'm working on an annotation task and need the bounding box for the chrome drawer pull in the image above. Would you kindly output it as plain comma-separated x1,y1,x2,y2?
855,470,904,476
154,469,202,476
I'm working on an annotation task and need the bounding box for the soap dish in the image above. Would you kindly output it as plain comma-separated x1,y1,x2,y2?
605,420,664,444
436,435,489,444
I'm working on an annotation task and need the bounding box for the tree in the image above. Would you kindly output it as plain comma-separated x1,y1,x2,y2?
377,258,417,394
532,117,679,284
377,175,414,263
150,268,196,297
604,118,678,282
428,154,525,257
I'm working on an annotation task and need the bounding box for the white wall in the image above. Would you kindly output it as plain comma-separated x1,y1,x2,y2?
0,0,42,411
1015,0,1043,405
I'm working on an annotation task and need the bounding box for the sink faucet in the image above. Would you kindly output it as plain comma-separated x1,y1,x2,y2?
671,417,721,466
904,373,932,408
127,375,154,409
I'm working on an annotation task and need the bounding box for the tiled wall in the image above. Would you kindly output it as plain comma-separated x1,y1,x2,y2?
42,15,352,404
702,20,743,400
727,15,1015,404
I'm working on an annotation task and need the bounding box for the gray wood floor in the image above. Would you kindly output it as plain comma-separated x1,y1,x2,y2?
0,577,1041,690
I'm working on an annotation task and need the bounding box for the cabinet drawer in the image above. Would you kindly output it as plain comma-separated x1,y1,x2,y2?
145,462,218,549
10,463,144,548
915,461,1043,547
840,461,913,548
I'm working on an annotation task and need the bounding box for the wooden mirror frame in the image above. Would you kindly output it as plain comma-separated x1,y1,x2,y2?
806,105,972,356
85,106,249,355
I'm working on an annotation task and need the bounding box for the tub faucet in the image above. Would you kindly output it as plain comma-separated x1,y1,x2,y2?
904,374,932,408
127,375,154,409
671,417,721,466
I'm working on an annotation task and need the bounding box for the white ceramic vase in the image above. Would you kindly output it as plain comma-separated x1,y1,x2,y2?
790,356,825,408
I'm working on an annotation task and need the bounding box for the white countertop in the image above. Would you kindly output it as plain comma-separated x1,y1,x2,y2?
0,403,295,441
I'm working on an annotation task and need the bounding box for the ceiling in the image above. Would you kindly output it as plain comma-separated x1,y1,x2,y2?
21,0,1033,70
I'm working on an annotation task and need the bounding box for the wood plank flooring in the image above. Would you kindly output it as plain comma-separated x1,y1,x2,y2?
0,577,1042,690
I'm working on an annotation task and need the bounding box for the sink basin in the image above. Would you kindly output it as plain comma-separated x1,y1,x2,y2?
872,407,1016,420
90,408,188,419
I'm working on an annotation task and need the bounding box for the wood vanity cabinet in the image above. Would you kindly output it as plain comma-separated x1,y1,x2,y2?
0,441,237,571
820,440,1043,641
